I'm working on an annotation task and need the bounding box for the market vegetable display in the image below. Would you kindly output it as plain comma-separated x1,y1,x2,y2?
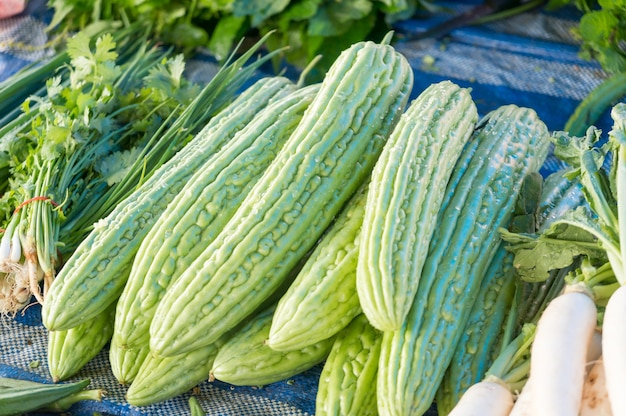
3,19,626,415
40,33,288,331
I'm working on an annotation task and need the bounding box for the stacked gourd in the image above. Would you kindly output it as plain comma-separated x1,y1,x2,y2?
40,32,553,414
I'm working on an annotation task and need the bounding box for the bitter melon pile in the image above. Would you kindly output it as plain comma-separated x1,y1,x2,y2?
3,23,626,416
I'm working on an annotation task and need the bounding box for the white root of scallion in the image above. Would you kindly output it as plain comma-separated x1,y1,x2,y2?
0,265,31,315
601,284,626,415
527,287,598,416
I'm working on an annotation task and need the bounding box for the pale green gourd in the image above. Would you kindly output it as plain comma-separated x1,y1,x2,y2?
268,184,368,352
47,303,115,382
210,305,334,386
357,80,478,332
316,314,382,416
149,33,414,357
376,105,551,416
109,83,319,384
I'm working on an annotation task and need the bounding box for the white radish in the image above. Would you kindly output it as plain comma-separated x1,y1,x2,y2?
447,378,513,416
528,287,598,416
508,379,533,416
586,330,603,371
580,355,613,416
601,283,626,415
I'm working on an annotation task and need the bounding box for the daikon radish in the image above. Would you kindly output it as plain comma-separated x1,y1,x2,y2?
586,330,603,370
447,376,513,416
509,380,533,416
528,286,597,416
580,355,613,416
601,284,626,415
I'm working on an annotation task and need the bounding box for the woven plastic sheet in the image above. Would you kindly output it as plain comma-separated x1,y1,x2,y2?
0,1,621,415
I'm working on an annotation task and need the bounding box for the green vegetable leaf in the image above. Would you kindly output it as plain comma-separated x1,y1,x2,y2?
93,33,118,63
502,206,608,282
95,146,145,186
579,10,619,47
232,0,291,26
208,14,247,61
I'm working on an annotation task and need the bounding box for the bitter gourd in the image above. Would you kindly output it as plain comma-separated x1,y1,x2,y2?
268,184,368,352
316,314,382,416
435,173,543,414
149,33,413,356
210,305,334,386
356,80,478,331
41,76,295,331
376,104,551,415
125,342,221,406
47,303,115,382
109,84,319,384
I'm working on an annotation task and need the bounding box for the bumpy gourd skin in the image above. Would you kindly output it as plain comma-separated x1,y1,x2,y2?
268,184,368,352
47,302,116,382
377,105,551,416
434,242,517,415
356,80,478,333
41,77,295,331
109,84,320,384
316,313,382,416
150,35,414,357
210,305,335,386
125,340,222,407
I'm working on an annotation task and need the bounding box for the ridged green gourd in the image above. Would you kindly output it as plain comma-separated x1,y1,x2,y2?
316,314,382,416
125,342,222,406
536,169,586,233
434,243,517,415
267,184,368,352
356,80,478,331
47,303,115,382
376,104,551,416
41,76,295,331
209,305,335,386
149,33,414,357
109,84,320,384
434,173,543,415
